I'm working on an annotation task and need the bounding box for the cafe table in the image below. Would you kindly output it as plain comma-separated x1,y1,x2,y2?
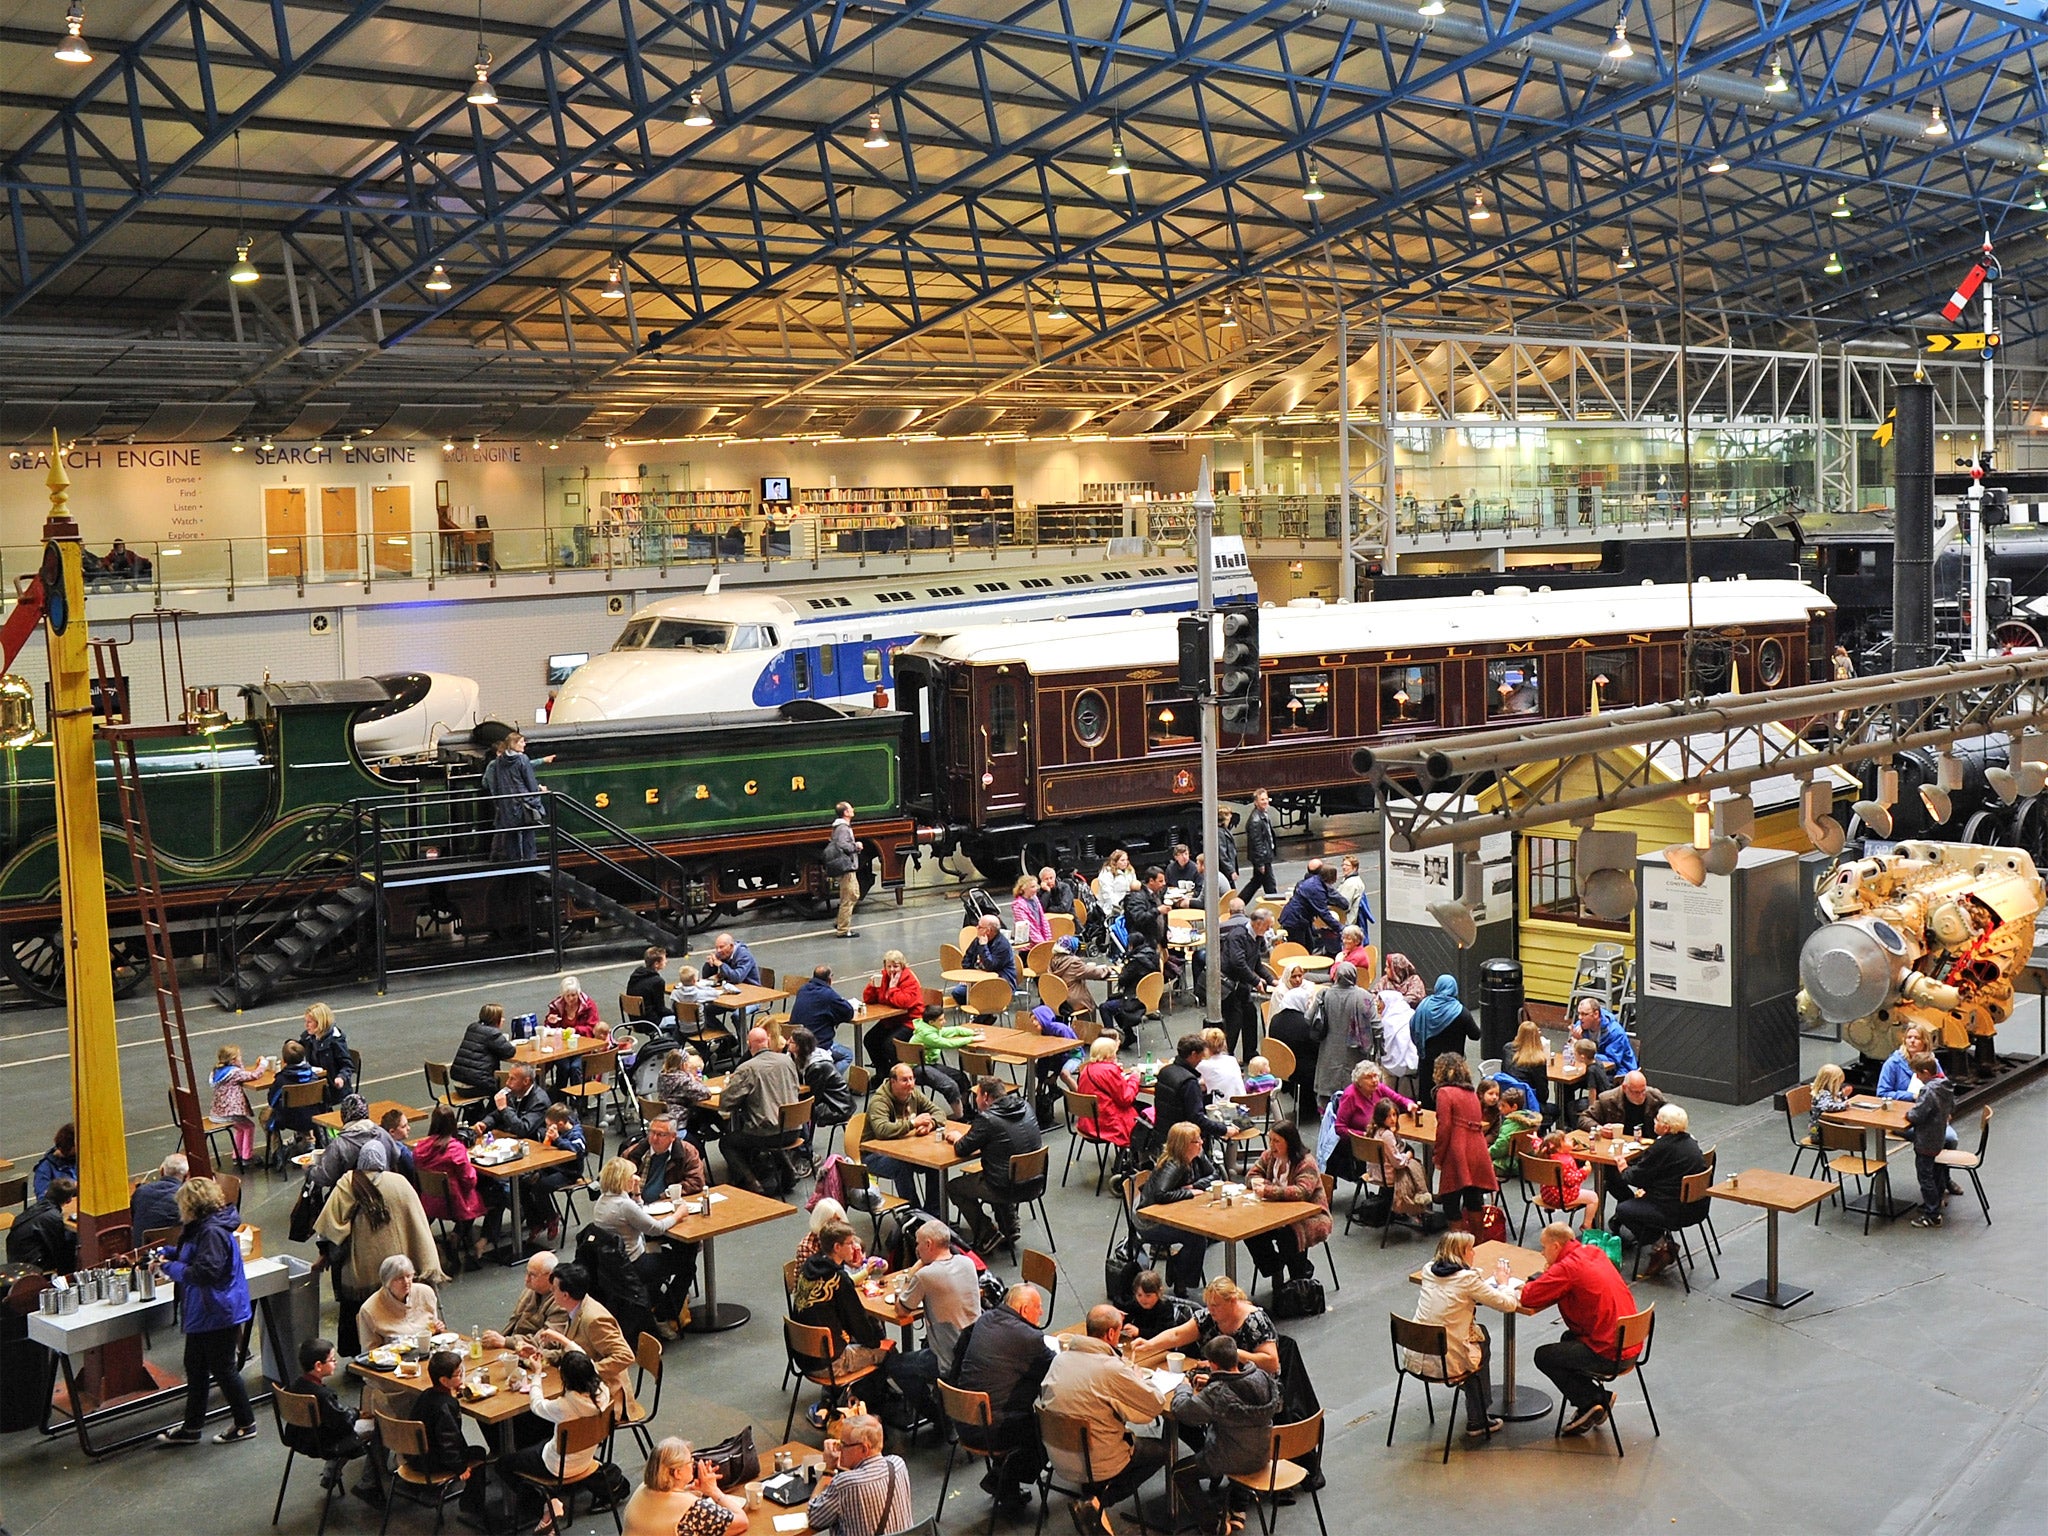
1393,1109,1439,1186
1292,954,1334,974
510,1032,612,1070
1134,1187,1322,1284
1545,1054,1588,1120
940,969,996,987
660,1184,798,1333
752,1443,829,1535
857,1275,923,1348
469,1136,579,1262
1708,1169,1838,1308
313,1098,429,1133
856,1120,975,1214
1408,1240,1549,1420
1560,1129,1652,1225
1821,1097,1915,1221
972,1025,1082,1068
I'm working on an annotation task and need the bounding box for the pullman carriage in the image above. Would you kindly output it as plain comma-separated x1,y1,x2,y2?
895,579,1835,877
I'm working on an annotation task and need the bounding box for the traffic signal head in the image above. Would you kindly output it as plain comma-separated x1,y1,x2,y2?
1176,616,1208,694
1218,605,1261,736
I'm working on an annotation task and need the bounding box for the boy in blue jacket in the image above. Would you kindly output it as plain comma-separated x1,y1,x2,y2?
1905,1054,1957,1229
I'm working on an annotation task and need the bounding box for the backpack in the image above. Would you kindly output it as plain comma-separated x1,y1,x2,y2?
1462,1204,1509,1246
1269,1277,1326,1320
806,1155,849,1212
287,1173,322,1244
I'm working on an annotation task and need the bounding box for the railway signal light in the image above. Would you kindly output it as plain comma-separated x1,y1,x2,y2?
1177,616,1208,695
1218,606,1261,736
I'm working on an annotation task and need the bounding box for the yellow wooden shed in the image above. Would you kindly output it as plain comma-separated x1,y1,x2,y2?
1484,727,1858,1004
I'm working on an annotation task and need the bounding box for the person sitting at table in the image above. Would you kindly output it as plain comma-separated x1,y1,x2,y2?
1123,866,1173,959
1531,1128,1602,1226
1328,1061,1415,1178
1095,849,1138,920
522,1103,588,1245
593,1157,693,1339
499,1346,611,1536
209,1045,265,1170
310,1093,404,1194
791,1026,856,1136
795,1200,860,1266
666,966,709,1008
545,974,603,1038
1038,865,1079,919
298,1002,356,1104
1155,1035,1228,1146
1519,1221,1643,1437
480,1062,552,1139
1158,844,1195,892
1412,976,1480,1080
1311,962,1378,1113
356,1253,443,1350
861,954,924,1072
1139,1275,1281,1381
1011,874,1053,948
863,1061,951,1204
620,1112,707,1206
536,1262,638,1416
702,932,763,1030
414,1105,488,1269
1477,1078,1504,1146
286,1338,374,1499
791,1221,898,1428
1808,1061,1853,1124
952,915,1020,1009
908,1005,977,1099
1330,925,1368,978
1243,1057,1279,1096
1363,1098,1433,1222
900,1220,982,1376
1196,1027,1247,1100
131,1152,189,1239
1268,961,1318,1020
1168,1335,1281,1536
451,1002,517,1105
31,1121,77,1199
1577,1071,1667,1138
1122,1270,1191,1340
1506,1018,1553,1124
380,1108,419,1186
1047,936,1118,1024
267,1041,325,1156
1609,1103,1709,1278
1136,1122,1219,1296
1490,1086,1544,1176
1874,1024,1962,1158
721,1026,804,1197
1244,1122,1332,1288
1407,1229,1520,1444
623,948,670,1023
481,1251,570,1350
405,1351,491,1521
790,965,858,1071
1431,1055,1499,1231
6,1177,77,1272
1279,861,1340,953
1074,1036,1145,1152
654,1049,715,1144
806,1412,912,1536
622,1437,752,1536
1571,996,1638,1098
945,1076,1044,1255
947,1283,1053,1515
1037,1303,1168,1532
316,1160,449,1356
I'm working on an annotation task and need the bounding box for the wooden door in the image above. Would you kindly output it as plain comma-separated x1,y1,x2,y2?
264,487,308,579
980,674,1029,815
372,485,413,574
321,486,360,577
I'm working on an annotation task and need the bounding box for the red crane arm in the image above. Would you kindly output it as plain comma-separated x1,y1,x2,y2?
0,580,44,671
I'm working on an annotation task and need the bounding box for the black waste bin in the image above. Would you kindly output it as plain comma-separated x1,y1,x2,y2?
1478,957,1524,1062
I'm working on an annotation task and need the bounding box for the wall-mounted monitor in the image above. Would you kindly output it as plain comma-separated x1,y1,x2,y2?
546,653,589,687
761,475,792,503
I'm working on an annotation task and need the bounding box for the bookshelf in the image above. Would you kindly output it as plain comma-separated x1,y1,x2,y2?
799,484,1017,553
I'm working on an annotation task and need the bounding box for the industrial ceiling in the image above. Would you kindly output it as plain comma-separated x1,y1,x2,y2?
5,0,2048,441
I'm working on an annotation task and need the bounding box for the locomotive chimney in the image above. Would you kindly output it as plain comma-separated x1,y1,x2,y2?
1892,379,1935,673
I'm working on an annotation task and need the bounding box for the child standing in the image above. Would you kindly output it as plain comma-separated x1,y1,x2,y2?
210,1045,266,1169
1906,1053,1956,1229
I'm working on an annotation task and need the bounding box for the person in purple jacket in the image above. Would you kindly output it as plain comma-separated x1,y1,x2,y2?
155,1177,258,1446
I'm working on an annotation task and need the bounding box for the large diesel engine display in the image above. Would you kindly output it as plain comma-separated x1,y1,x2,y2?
1799,840,2044,1071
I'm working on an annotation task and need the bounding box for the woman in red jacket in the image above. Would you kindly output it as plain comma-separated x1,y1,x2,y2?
1074,1035,1143,1147
543,975,602,1036
413,1106,488,1267
863,950,925,1013
1431,1054,1500,1227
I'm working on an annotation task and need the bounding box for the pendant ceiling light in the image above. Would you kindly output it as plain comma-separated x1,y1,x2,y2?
684,88,713,128
1302,166,1325,202
1615,243,1637,271
1707,151,1731,173
1606,15,1633,59
424,262,453,292
1106,134,1132,177
55,1,91,63
1219,298,1239,328
1831,192,1853,218
1468,189,1491,222
1765,53,1789,93
1418,0,1445,15
228,130,259,284
1926,101,1947,136
1823,250,1844,275
601,257,625,299
466,0,496,105
1045,283,1069,321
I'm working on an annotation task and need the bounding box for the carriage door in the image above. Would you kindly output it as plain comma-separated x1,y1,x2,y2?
980,672,1029,815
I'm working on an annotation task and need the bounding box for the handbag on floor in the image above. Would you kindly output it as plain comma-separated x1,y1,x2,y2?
1269,1276,1325,1319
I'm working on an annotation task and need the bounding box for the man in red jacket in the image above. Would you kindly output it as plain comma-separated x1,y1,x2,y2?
1518,1221,1642,1436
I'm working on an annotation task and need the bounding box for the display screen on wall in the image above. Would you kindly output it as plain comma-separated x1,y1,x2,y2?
761,475,792,503
546,653,589,686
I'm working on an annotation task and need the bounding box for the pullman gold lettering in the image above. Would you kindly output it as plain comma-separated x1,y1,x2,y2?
694,784,710,800
645,788,660,805
743,779,758,795
593,792,610,809
791,775,806,791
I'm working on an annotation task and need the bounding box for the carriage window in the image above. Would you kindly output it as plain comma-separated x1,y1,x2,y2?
1270,671,1332,736
988,683,1018,753
793,651,811,693
863,647,883,684
1757,637,1786,686
1486,658,1540,719
1146,686,1199,750
1689,639,1730,693
730,625,774,651
1584,649,1637,709
818,641,835,678
1379,664,1439,727
1072,689,1111,748
1528,835,1629,932
946,691,971,768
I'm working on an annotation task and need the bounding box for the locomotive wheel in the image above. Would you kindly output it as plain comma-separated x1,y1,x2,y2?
1,926,152,1006
1994,620,2042,653
1960,809,2008,847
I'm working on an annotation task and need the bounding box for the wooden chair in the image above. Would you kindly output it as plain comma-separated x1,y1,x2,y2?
778,1098,817,1174
958,1049,997,1082
621,1329,666,1458
1262,1038,1299,1107
423,1061,486,1117
1008,1146,1055,1253
1035,1409,1115,1536
1936,1105,1995,1223
1516,1149,1580,1243
272,1080,331,1157
1387,1319,1482,1463
893,1038,926,1069
1776,1082,1825,1178
1020,1247,1058,1314
783,1317,885,1441
1316,1173,1343,1292
559,1047,619,1120
939,943,966,975
956,928,979,954
838,1114,909,1244
1269,941,1309,967
415,1167,462,1270
934,1381,1008,1535
1232,1089,1274,1133
503,1410,622,1533
1349,1136,1424,1248
1550,1306,1658,1457
1132,970,1167,1054
1036,973,1069,1014
554,1126,605,1238
1647,1167,1721,1294
1061,1089,1114,1194
1817,1119,1888,1235
1026,941,1055,982
758,966,778,992
272,1386,363,1534
847,1063,872,1099
965,978,1013,1021
636,1095,666,1127
1048,913,1077,941
0,1175,26,1235
373,1411,476,1533
1232,1410,1331,1531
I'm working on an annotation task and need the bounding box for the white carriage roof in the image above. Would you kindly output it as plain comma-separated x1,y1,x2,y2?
631,592,802,624
903,580,1835,674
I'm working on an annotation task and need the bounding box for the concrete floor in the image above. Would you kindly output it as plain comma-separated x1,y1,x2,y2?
3,823,2046,1535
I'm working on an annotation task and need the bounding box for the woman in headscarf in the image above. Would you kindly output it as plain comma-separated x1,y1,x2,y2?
1310,962,1379,1109
1411,975,1479,1096
1382,952,1427,1007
